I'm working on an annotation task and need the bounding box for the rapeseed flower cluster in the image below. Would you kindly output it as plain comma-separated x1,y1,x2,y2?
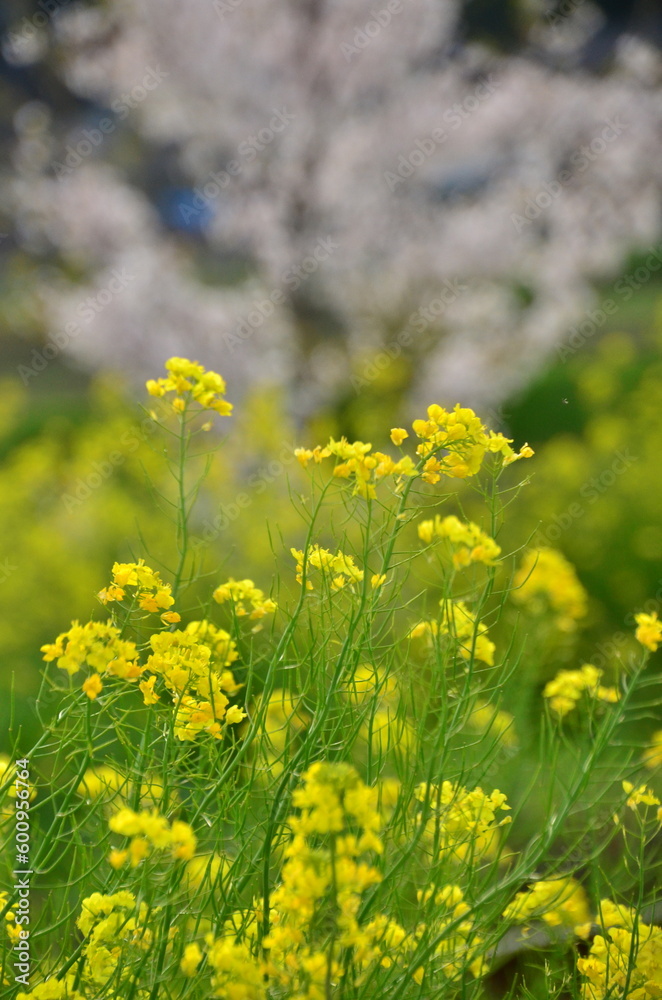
17,982,81,1000
416,885,487,981
502,877,592,938
40,621,139,680
146,356,233,415
634,611,662,652
40,604,248,740
417,514,501,568
16,893,153,997
414,780,511,861
97,559,178,620
263,762,406,995
0,891,20,948
174,764,421,999
78,891,152,988
410,599,496,665
543,664,620,718
291,544,385,592
184,620,238,664
295,404,532,497
41,619,142,700
212,577,277,619
143,629,246,739
295,437,416,499
412,404,533,483
578,900,662,1000
108,807,197,868
512,547,588,630
621,780,662,816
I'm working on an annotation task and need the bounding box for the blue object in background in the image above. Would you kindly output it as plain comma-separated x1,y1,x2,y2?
156,187,215,235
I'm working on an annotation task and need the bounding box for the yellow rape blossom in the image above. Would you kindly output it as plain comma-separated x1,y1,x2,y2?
291,544,367,591
97,558,175,614
206,936,266,1000
622,780,661,810
414,780,511,861
503,877,592,938
544,664,620,718
635,611,662,652
180,942,203,977
417,513,501,568
512,547,588,630
258,763,411,995
184,619,240,667
578,900,662,1000
0,892,20,948
75,891,153,987
108,807,197,867
142,630,245,741
416,885,487,979
17,980,79,1000
295,435,415,498
643,730,662,770
146,356,233,415
212,577,276,619
82,673,103,699
41,620,139,679
295,404,531,499
413,403,532,481
410,600,496,666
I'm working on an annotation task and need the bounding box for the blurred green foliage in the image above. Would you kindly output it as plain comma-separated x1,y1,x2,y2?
505,287,662,649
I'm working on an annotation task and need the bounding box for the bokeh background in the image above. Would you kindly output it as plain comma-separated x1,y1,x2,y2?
2,0,662,742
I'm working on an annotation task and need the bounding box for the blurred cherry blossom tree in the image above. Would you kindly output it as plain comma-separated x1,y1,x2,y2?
3,0,662,413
